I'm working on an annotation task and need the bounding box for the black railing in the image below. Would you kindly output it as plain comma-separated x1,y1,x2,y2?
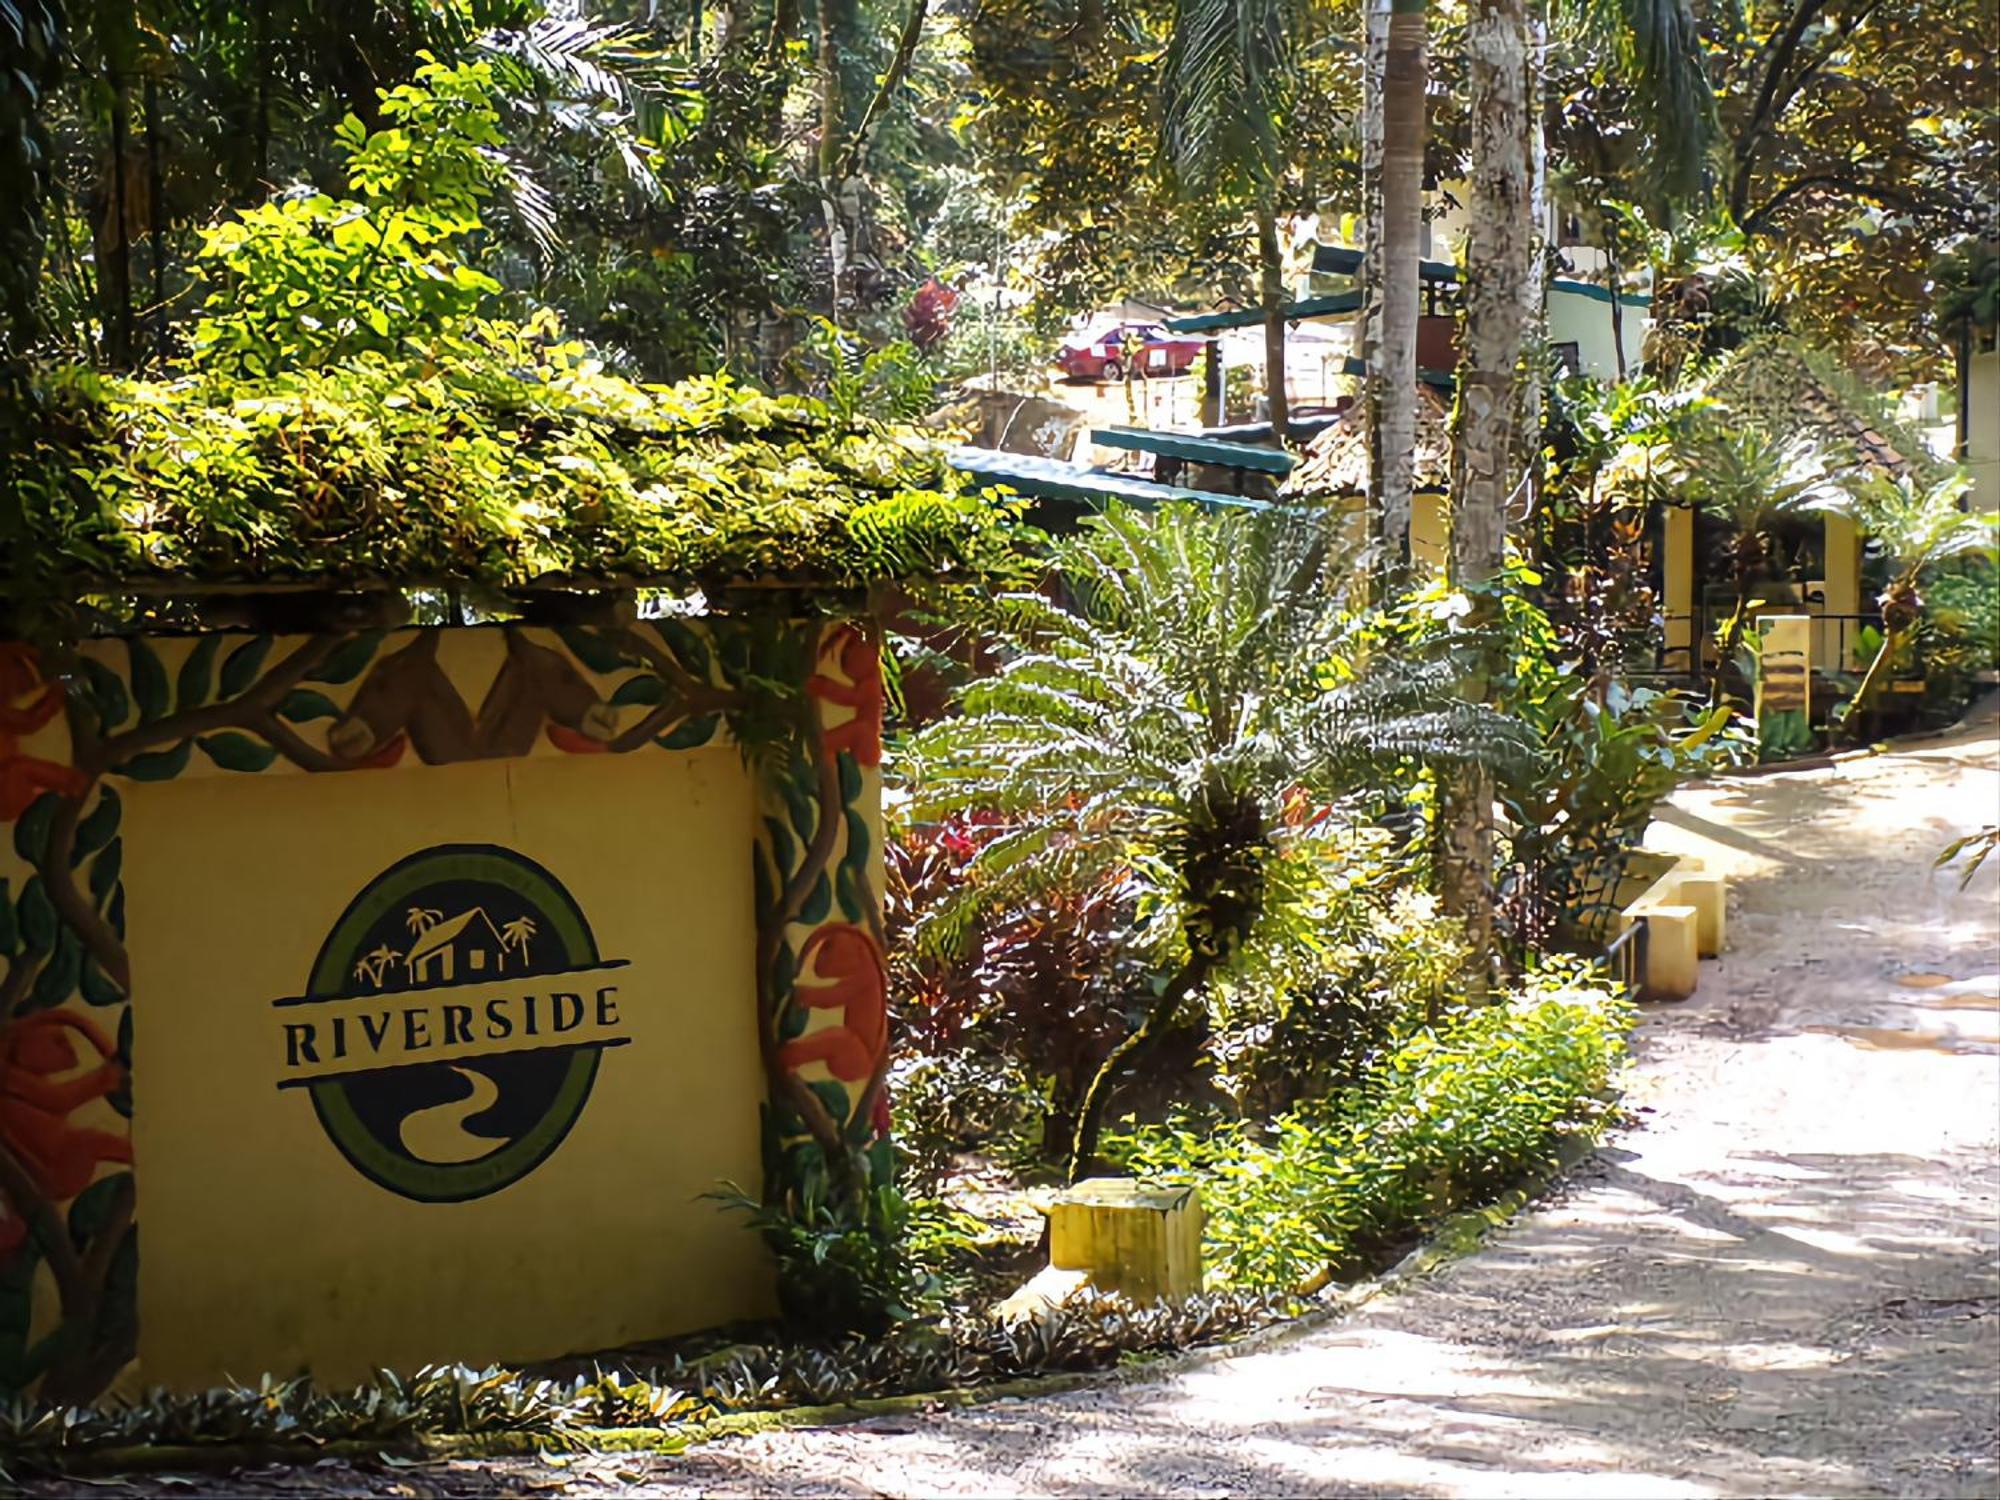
1603,917,1648,998
1659,606,1892,685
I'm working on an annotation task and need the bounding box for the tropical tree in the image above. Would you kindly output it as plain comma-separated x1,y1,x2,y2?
1658,421,1851,701
904,503,1526,1181
1439,0,1712,964
1836,469,1999,734
1159,0,1295,438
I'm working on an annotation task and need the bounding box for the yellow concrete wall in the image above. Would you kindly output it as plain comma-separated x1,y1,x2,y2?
1413,493,1449,574
1969,348,1999,514
0,620,846,1401
123,749,769,1389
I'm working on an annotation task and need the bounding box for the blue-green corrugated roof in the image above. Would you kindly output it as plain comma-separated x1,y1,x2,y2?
1165,290,1363,333
949,447,1274,512
1090,426,1296,474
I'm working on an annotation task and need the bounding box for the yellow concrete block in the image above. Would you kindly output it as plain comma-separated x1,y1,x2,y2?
1664,871,1727,957
1629,902,1700,1002
1048,1180,1204,1304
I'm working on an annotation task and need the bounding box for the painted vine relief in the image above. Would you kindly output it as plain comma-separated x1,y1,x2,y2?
0,615,886,1403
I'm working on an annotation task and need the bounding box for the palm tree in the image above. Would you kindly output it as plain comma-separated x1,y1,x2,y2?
1160,0,1292,440
1835,469,1998,736
405,907,443,938
1659,422,1851,703
905,503,1526,1181
500,915,538,959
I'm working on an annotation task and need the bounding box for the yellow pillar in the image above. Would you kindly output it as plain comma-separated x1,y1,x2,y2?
1822,513,1861,671
1412,493,1449,575
1663,504,1694,671
1625,903,1700,1002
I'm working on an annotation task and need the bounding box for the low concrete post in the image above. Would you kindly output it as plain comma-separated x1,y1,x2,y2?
1048,1180,1205,1304
1665,871,1727,957
1627,902,1700,1001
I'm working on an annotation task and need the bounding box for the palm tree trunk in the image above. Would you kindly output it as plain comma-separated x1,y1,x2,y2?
1371,0,1425,574
818,0,846,321
1067,956,1208,1183
1257,199,1289,442
1842,624,1902,739
1441,0,1533,983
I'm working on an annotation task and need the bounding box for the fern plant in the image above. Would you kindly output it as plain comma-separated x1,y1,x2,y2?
1835,468,1998,736
902,504,1528,1181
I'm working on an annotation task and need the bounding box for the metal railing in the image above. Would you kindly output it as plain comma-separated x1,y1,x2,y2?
1603,917,1648,998
1659,605,1890,685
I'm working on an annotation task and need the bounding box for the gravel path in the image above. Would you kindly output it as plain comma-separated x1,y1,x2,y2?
61,717,2000,1498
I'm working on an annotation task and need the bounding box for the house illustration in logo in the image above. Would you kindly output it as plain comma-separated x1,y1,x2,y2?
404,906,535,984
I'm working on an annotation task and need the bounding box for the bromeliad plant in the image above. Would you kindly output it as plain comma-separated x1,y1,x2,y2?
903,504,1529,1183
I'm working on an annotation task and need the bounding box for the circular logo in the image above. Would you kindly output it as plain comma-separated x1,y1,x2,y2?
296,844,620,1203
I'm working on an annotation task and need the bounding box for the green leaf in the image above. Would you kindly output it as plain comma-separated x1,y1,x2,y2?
73,787,121,863
67,1173,128,1250
0,880,14,957
277,688,344,722
219,636,274,698
842,808,871,877
75,657,131,731
611,675,667,707
27,929,81,1011
657,713,719,750
834,861,865,925
112,739,194,781
176,635,221,711
306,631,386,686
17,877,56,954
837,749,862,807
197,733,279,773
80,953,124,1007
808,1079,852,1126
557,626,633,676
127,639,168,723
762,816,797,881
656,618,712,680
12,792,59,866
800,873,832,925
89,838,122,906
107,884,125,941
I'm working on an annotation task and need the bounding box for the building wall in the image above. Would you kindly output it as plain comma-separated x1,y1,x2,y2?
1549,284,1651,383
0,618,889,1401
1968,347,2000,513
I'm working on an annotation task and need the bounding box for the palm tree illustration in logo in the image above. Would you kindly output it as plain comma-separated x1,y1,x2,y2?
405,907,444,938
499,916,537,964
351,943,403,988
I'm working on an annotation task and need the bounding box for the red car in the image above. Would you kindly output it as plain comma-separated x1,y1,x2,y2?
1056,322,1205,382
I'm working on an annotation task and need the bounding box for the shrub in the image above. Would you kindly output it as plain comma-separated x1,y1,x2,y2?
1112,972,1632,1292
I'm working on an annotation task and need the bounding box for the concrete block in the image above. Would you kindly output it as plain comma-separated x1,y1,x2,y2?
1629,902,1700,1002
1048,1179,1204,1304
1665,871,1727,957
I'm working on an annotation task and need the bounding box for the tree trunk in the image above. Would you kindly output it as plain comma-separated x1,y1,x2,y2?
101,82,135,368
145,74,166,366
1441,0,1533,983
1257,199,1290,443
1371,0,1425,575
1067,958,1208,1183
818,0,846,321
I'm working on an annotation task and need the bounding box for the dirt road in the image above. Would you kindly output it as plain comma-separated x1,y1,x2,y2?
66,718,2000,1498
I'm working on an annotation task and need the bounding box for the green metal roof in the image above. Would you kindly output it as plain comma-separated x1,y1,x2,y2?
1311,244,1652,307
949,447,1274,512
1090,426,1296,475
1165,290,1362,333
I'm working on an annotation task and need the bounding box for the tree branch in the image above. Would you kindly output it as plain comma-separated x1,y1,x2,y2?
85,636,340,774
40,791,130,996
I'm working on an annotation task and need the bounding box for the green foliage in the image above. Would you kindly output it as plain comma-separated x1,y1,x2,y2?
1377,566,1747,946
1113,976,1633,1291
713,1181,932,1339
190,59,507,375
4,75,1026,612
